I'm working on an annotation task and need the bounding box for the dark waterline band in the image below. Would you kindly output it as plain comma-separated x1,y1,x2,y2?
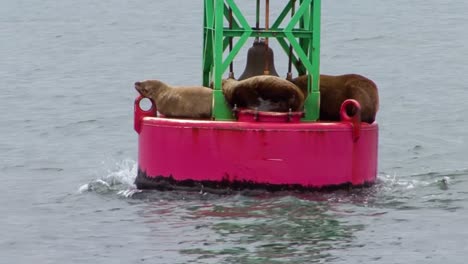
135,169,374,194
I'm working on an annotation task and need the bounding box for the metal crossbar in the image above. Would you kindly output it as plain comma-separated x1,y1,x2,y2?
203,0,321,121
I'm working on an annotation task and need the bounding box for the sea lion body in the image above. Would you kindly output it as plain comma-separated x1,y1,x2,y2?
291,74,379,123
134,80,212,119
222,75,305,112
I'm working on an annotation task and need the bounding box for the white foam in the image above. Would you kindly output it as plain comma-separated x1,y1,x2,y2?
117,189,142,198
377,173,431,190
78,159,138,194
77,183,89,193
103,159,138,187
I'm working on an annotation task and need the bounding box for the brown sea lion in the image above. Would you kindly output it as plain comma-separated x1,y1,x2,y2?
134,80,212,119
222,75,305,112
291,74,379,123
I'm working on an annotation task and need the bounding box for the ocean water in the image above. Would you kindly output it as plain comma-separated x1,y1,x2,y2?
1,0,468,263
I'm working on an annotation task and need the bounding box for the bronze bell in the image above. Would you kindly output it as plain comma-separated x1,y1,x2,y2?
238,39,279,80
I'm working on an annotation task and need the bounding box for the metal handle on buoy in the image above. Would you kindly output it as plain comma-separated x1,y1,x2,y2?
134,95,157,134
340,99,361,142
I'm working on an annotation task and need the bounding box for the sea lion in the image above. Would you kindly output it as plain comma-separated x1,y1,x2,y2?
134,80,212,119
291,74,379,123
222,75,305,112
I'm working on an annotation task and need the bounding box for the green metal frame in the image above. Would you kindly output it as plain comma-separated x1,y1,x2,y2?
203,0,321,121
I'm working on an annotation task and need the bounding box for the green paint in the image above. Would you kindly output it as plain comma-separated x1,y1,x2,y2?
202,0,321,121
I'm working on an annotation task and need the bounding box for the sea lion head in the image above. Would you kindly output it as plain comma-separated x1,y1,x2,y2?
134,80,166,98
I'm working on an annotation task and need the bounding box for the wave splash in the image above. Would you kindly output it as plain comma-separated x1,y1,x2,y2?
78,159,141,197
378,167,468,191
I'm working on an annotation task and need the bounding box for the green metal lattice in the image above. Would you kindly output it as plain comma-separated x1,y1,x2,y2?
203,0,321,121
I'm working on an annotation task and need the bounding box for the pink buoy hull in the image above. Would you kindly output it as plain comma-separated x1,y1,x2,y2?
134,97,378,190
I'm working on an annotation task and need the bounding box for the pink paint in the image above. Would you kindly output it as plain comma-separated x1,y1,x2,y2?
134,97,378,188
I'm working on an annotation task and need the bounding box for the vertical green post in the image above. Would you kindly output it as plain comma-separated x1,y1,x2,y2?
203,0,214,87
301,0,321,121
298,0,309,77
211,0,233,120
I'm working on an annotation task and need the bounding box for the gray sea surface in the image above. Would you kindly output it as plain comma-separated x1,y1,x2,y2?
1,0,468,263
